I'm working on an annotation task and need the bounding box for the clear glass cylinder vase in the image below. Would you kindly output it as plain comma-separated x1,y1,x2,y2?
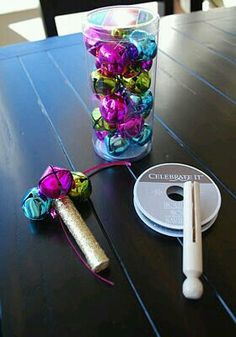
83,6,159,161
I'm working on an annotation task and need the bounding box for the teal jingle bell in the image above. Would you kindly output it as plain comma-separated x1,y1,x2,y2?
129,30,157,61
132,124,152,146
22,187,51,220
130,90,153,118
104,133,130,155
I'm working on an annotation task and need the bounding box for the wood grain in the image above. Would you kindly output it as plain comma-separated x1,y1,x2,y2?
0,58,157,337
0,7,235,337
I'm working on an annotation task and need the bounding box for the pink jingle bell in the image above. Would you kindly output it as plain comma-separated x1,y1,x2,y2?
97,42,128,76
100,94,128,124
118,116,144,139
39,166,73,199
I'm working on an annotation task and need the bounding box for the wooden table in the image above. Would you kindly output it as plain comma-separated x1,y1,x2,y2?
0,7,235,337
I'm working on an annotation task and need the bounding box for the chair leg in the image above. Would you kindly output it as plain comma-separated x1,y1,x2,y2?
164,0,174,15
40,0,58,36
43,15,58,37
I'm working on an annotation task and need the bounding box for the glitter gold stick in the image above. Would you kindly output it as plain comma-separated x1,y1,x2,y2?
54,196,109,273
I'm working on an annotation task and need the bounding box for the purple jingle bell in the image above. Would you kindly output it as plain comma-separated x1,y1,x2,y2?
118,116,144,139
98,42,128,76
84,27,102,56
100,94,128,124
95,130,109,141
95,59,101,69
39,166,73,199
123,42,139,61
140,59,153,71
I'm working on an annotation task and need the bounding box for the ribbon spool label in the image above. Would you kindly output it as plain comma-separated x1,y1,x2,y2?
133,163,221,237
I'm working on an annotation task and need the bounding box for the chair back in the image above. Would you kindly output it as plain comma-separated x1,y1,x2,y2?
40,0,174,36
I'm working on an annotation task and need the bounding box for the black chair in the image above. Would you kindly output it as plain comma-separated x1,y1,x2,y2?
40,0,174,37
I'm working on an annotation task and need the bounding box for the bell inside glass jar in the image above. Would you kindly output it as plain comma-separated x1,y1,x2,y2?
83,6,159,161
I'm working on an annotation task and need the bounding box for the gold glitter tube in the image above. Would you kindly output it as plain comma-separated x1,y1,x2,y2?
54,196,109,272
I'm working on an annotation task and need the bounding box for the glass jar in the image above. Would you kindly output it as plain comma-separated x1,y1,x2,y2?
83,6,159,161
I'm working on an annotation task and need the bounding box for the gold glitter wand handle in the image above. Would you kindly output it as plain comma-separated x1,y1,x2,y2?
54,196,109,273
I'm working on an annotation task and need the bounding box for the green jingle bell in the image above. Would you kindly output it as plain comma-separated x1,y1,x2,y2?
132,124,152,146
121,71,151,94
111,28,130,39
104,133,130,155
91,69,118,96
69,172,92,201
91,107,115,131
122,62,142,78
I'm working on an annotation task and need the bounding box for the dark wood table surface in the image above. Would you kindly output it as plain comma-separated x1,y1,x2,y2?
0,7,236,337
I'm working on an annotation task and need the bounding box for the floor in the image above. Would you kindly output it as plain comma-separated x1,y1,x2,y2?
0,0,45,45
0,1,235,46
